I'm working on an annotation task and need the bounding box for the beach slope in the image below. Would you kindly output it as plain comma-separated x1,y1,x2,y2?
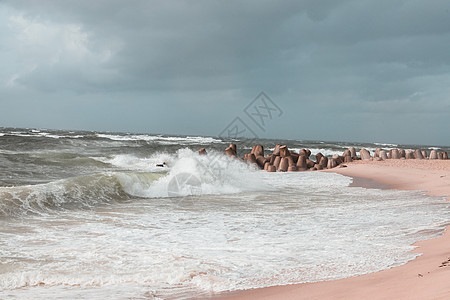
222,160,450,300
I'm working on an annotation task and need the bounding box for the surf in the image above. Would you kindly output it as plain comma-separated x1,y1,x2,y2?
0,149,266,216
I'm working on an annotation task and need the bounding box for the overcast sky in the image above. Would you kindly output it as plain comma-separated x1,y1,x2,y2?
1,1,449,145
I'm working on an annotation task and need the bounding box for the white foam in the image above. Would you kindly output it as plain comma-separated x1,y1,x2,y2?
1,170,450,299
0,149,267,215
374,142,398,147
96,133,224,145
1,174,449,299
92,149,267,199
267,147,342,157
120,149,263,198
3,131,83,139
366,146,397,153
93,153,173,172
307,148,341,157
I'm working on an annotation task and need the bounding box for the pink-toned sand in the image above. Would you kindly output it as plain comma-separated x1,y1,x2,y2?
220,159,450,300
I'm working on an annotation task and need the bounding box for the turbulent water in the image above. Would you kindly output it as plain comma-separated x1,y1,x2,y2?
1,127,450,299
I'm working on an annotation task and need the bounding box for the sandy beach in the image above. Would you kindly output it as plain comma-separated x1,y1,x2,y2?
222,159,450,300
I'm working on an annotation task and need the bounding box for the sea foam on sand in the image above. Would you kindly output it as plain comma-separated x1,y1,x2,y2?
223,160,450,300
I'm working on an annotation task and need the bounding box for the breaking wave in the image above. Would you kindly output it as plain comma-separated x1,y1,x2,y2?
0,172,164,216
0,149,264,216
96,133,225,145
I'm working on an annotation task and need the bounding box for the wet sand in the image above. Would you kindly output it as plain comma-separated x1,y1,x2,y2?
219,159,450,300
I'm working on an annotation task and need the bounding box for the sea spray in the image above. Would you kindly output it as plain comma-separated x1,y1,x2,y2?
0,149,265,215
123,148,265,199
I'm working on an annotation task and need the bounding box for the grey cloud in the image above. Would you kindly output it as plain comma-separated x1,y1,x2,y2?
1,0,449,145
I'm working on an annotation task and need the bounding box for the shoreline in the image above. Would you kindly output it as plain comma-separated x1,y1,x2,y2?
218,160,450,300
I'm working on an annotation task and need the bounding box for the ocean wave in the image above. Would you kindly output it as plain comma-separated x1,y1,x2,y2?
2,131,84,139
267,147,343,157
374,142,398,147
0,172,164,216
96,133,224,145
307,148,343,157
0,150,112,169
0,149,266,216
92,154,166,171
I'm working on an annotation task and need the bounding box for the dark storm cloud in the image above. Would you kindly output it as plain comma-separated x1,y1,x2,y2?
1,1,349,90
0,0,449,145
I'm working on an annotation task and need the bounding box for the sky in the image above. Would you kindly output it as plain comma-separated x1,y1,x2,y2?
1,0,449,146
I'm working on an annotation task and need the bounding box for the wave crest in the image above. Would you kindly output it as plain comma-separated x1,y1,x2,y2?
0,148,265,216
0,172,164,216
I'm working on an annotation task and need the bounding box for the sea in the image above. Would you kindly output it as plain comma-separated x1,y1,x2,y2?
1,127,450,299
